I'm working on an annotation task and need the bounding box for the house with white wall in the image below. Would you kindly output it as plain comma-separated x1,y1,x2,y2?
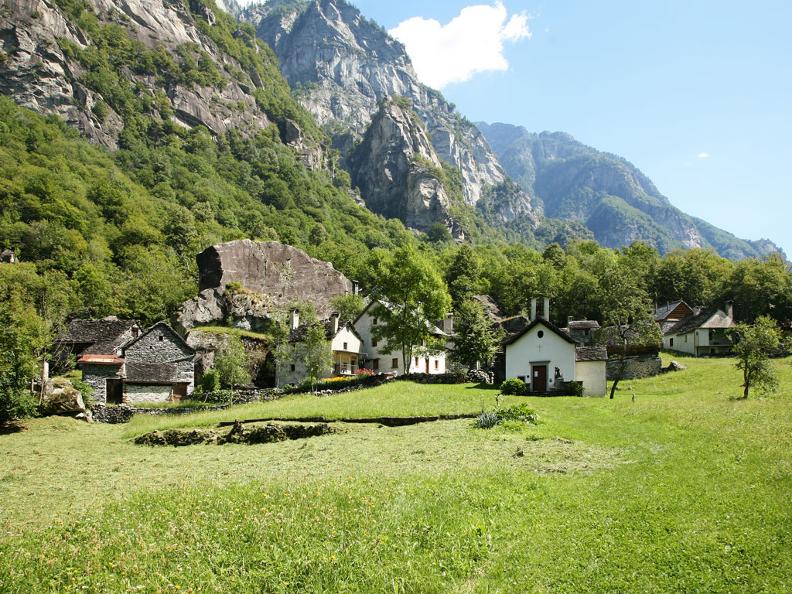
663,302,736,356
502,298,607,396
276,310,366,387
354,300,449,376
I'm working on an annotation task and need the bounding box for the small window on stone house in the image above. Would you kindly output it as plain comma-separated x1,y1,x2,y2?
159,335,164,342
343,342,348,350
372,359,379,370
392,358,398,369
372,338,378,347
290,364,296,372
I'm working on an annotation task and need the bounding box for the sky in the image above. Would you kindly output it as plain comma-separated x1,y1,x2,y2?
344,0,792,256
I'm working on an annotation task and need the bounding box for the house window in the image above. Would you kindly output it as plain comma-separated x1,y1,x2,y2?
434,360,439,370
290,364,296,372
343,342,348,350
414,357,419,366
538,330,544,339
684,335,688,342
373,318,378,326
670,338,674,347
372,359,380,371
372,338,378,347
392,358,398,369
159,335,164,342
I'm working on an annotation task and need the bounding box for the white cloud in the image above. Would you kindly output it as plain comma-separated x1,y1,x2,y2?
389,2,531,90
697,152,711,160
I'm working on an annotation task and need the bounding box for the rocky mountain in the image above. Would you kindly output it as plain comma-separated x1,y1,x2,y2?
240,0,533,218
347,99,456,235
0,0,326,167
478,123,782,259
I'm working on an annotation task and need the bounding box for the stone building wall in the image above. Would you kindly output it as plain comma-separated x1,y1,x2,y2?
81,364,121,404
606,355,662,380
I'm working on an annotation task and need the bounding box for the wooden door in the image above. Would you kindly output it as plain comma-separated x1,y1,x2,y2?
532,365,547,393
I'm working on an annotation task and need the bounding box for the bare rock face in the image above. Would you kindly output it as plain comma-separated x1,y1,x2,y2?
242,0,516,206
0,0,271,149
197,240,353,318
348,101,456,234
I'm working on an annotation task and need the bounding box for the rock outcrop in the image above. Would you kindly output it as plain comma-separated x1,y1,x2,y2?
0,0,272,150
478,122,784,259
178,240,355,332
241,0,525,210
348,100,457,234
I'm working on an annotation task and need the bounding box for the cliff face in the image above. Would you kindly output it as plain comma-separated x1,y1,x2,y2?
478,123,783,258
241,0,525,211
347,100,456,234
0,0,326,168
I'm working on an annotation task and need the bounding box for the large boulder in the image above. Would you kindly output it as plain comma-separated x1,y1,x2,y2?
42,383,87,416
196,240,354,320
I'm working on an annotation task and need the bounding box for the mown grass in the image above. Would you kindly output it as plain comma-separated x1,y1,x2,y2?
1,355,790,592
122,381,516,437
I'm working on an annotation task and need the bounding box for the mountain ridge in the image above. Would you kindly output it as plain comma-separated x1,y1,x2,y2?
478,122,782,258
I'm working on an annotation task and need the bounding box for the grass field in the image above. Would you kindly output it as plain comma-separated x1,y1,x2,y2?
1,355,790,592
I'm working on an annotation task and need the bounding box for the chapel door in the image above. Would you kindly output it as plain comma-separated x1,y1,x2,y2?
533,365,548,393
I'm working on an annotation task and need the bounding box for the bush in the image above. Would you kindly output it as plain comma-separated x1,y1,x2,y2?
474,404,538,430
497,404,538,424
500,378,528,396
568,381,585,397
474,411,500,429
200,369,221,393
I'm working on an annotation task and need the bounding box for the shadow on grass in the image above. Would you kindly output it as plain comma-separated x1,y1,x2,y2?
466,383,501,391
0,422,26,435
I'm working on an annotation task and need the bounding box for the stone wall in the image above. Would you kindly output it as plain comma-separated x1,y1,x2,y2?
81,364,121,404
607,355,662,380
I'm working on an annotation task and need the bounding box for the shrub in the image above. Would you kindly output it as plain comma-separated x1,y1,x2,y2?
200,369,221,393
474,411,500,429
568,381,585,397
497,404,538,425
500,378,528,396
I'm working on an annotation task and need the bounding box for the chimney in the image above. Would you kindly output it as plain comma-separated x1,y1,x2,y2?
331,312,340,334
726,300,734,320
290,309,300,331
352,280,360,296
444,312,454,335
543,297,550,321
530,298,537,321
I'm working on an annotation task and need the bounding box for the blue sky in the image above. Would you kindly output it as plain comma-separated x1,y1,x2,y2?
351,0,792,256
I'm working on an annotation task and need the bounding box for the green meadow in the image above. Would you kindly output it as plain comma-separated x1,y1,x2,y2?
1,355,790,592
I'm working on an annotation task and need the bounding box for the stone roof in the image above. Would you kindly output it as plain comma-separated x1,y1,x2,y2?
57,318,138,346
473,294,504,321
667,308,735,336
77,354,124,366
575,346,608,362
567,320,601,330
125,362,179,384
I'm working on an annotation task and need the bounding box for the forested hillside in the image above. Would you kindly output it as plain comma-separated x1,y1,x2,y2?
0,0,789,339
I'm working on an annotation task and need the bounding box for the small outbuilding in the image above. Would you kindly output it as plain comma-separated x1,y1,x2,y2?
503,314,608,397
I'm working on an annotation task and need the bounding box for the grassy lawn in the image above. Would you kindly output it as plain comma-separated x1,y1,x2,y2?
1,355,790,592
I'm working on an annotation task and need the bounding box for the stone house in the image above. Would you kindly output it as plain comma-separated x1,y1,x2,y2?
663,302,736,356
1,249,17,263
564,318,601,345
502,299,607,396
276,310,366,387
79,322,195,404
53,317,141,372
354,300,449,376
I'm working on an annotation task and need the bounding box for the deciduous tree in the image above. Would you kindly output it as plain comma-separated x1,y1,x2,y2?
731,316,786,398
